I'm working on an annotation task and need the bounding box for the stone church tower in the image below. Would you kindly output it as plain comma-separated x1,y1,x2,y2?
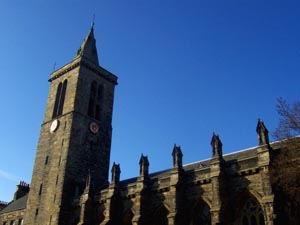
23,25,118,225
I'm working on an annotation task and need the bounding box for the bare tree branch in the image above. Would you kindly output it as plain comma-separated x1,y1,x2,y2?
273,97,300,140
271,97,300,224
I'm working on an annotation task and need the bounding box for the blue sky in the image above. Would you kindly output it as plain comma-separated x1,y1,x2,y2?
0,1,299,202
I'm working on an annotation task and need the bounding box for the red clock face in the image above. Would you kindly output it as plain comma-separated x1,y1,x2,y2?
89,122,99,134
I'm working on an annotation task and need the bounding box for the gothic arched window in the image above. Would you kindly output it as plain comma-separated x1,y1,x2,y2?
88,81,97,118
189,199,211,225
241,198,265,225
95,85,104,121
149,204,168,225
52,82,62,118
52,79,68,118
57,79,67,116
88,81,104,121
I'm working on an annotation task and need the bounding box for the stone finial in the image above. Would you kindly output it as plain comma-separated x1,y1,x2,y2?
211,133,223,158
139,154,149,178
172,144,183,168
256,119,269,145
111,162,121,184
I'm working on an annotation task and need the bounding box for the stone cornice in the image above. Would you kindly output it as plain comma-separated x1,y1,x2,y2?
48,56,118,85
49,57,81,82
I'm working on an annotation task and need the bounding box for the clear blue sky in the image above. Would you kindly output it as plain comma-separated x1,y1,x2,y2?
0,1,299,202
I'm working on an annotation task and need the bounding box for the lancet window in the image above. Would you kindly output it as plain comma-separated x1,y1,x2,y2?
241,198,265,225
52,79,68,118
88,81,104,120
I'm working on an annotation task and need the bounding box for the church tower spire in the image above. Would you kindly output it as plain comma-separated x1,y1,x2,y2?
75,24,99,65
23,26,117,225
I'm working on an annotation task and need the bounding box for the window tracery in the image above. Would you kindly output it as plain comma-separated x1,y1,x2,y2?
241,198,265,225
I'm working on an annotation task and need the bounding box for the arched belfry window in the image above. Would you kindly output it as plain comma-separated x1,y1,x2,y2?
88,81,104,120
58,80,67,116
95,85,104,121
52,83,62,118
52,79,68,118
88,81,97,118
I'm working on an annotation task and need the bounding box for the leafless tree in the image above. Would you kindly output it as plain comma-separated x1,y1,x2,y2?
273,97,300,139
271,97,300,225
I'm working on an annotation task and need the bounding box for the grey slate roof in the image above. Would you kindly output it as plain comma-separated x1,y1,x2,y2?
0,194,28,214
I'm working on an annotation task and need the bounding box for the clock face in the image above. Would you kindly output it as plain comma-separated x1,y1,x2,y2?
50,119,59,133
89,122,99,134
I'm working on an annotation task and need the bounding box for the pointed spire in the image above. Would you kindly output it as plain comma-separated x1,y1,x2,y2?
75,25,99,65
211,132,223,158
172,144,183,168
91,14,95,29
111,162,121,184
256,119,269,145
139,154,149,178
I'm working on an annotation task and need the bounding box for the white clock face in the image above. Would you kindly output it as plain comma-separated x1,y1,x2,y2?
89,122,99,134
50,119,59,133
